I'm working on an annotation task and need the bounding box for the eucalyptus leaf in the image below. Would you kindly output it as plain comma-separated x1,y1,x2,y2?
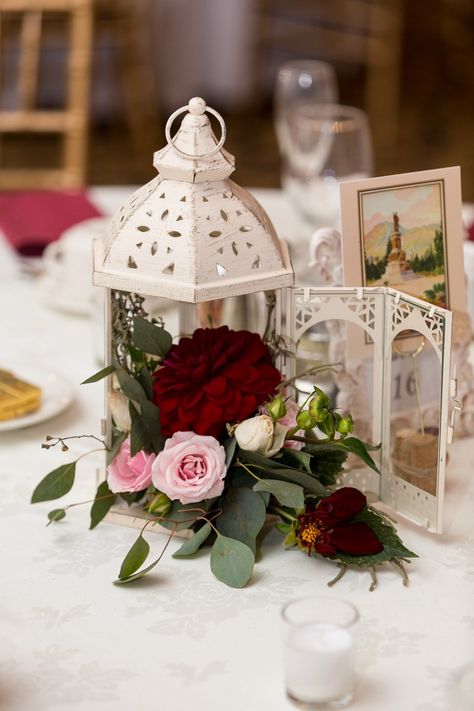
90,480,115,530
116,369,147,405
47,508,66,525
132,316,173,357
253,479,305,509
216,488,266,555
238,451,328,496
210,535,255,588
281,448,313,473
224,437,237,469
81,364,115,384
31,461,76,503
113,555,161,584
172,522,212,558
256,490,270,507
157,500,202,532
118,534,150,579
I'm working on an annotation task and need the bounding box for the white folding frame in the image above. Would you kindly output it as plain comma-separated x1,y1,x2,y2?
282,285,453,533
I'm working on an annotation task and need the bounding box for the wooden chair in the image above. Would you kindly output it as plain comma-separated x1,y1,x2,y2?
255,0,404,168
0,0,93,189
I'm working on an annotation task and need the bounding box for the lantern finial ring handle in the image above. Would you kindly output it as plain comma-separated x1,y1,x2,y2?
165,98,226,159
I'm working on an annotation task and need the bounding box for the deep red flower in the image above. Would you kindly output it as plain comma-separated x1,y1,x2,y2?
152,326,281,438
296,487,383,557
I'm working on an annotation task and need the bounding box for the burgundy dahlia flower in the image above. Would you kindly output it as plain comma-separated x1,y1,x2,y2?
296,487,383,557
152,326,281,439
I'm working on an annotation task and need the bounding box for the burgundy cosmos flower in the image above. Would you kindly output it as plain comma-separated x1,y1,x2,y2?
153,326,281,439
296,487,383,557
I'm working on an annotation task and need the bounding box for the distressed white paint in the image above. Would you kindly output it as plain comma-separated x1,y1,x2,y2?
93,98,294,302
281,286,452,533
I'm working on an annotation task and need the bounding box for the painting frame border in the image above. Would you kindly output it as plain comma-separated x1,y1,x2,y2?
340,166,466,357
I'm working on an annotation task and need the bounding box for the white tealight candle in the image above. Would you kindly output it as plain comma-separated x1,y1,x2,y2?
284,622,355,704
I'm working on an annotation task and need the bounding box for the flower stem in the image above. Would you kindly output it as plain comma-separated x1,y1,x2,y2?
237,461,262,481
280,362,342,389
270,505,297,523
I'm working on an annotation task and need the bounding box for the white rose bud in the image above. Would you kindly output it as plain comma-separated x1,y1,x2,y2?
234,415,288,458
108,390,131,433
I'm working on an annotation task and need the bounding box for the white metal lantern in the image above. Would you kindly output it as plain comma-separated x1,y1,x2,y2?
93,96,293,302
93,97,456,535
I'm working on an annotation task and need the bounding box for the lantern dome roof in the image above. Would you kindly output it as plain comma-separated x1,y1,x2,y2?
93,98,294,302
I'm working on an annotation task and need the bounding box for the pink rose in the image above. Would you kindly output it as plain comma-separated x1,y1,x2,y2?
279,400,304,450
151,431,226,504
107,437,155,493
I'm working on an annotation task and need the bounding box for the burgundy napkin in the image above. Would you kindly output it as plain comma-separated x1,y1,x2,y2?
0,190,102,256
468,220,474,242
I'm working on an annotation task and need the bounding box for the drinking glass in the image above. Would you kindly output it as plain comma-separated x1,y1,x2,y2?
277,103,373,227
281,596,359,709
450,662,474,711
275,61,338,206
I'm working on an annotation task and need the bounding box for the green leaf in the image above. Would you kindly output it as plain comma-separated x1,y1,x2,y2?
113,555,162,584
253,479,304,509
172,522,212,558
118,534,150,579
275,521,292,535
315,506,417,568
132,316,173,357
141,400,164,452
210,535,255,588
137,367,153,400
156,500,202,532
216,488,266,555
90,480,116,530
116,368,147,405
107,430,127,464
305,447,347,487
304,438,380,474
129,400,164,456
341,437,381,473
47,508,66,525
119,491,145,505
81,364,115,384
31,461,76,503
281,448,313,473
256,490,270,507
224,437,237,469
238,450,328,496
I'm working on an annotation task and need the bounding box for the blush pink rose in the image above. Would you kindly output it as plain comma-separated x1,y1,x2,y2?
279,400,304,450
151,431,226,504
107,437,155,493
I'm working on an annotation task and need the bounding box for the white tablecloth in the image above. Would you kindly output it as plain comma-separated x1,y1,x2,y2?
1,189,473,711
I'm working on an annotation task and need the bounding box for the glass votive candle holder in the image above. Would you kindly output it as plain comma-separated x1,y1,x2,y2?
281,596,359,709
450,662,474,711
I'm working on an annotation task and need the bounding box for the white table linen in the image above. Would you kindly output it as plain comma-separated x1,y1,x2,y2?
0,188,473,711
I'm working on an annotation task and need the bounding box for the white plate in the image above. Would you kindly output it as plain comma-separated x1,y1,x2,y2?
0,364,74,432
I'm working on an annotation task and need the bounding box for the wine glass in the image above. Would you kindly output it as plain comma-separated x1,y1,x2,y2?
277,100,373,227
274,60,338,187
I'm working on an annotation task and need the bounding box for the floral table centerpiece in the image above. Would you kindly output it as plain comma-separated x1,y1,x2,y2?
31,98,415,589
32,317,415,589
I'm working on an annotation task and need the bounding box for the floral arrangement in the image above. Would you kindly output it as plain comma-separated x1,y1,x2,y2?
32,315,416,589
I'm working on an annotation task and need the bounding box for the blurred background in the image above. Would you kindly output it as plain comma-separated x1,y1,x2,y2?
0,0,473,196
